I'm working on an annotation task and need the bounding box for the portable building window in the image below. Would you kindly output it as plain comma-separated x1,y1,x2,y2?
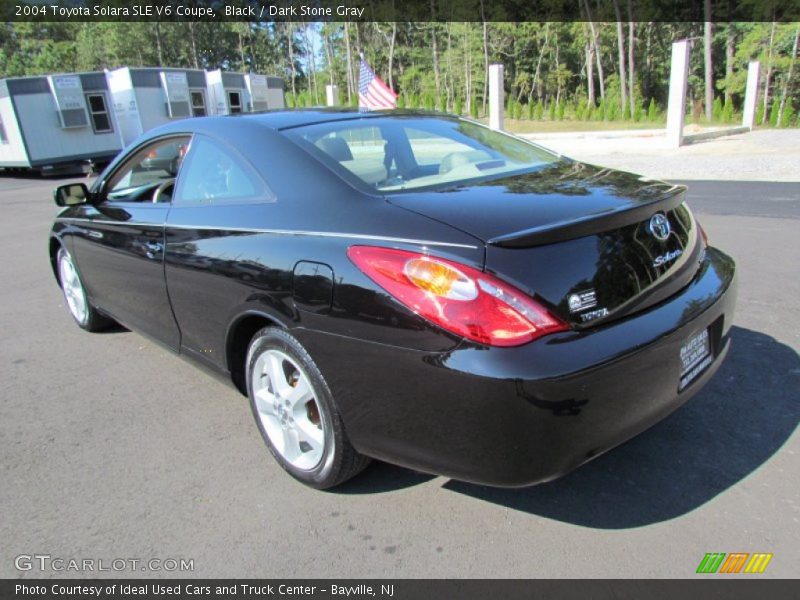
190,90,207,117
0,117,7,144
85,93,113,133
227,91,243,114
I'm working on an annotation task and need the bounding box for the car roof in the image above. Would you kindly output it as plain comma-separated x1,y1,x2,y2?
229,108,448,130
138,108,455,145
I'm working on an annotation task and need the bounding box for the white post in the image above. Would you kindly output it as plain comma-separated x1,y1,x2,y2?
742,61,761,129
666,39,691,148
325,84,339,107
488,64,504,131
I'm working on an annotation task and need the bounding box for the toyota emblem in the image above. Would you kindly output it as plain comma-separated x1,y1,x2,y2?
648,213,671,241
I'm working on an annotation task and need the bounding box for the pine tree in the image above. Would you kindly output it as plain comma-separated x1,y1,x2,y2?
780,98,795,127
648,98,658,121
633,102,644,122
769,99,780,126
534,100,544,120
712,97,723,122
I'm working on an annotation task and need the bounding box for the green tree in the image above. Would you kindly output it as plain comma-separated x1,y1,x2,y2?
722,98,735,122
648,98,658,121
712,96,723,121
534,100,544,120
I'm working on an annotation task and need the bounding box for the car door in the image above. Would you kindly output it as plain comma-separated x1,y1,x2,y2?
70,135,191,350
163,134,275,365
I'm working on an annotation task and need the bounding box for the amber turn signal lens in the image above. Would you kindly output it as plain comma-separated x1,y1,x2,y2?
403,258,478,301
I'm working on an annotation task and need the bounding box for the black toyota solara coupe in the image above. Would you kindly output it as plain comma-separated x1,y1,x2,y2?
49,109,737,489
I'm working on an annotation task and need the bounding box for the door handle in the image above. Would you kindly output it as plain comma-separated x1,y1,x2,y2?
144,241,163,259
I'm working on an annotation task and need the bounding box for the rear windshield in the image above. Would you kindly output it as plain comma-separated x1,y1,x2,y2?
281,116,560,193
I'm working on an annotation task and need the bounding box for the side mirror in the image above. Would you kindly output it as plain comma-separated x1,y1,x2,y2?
54,183,92,207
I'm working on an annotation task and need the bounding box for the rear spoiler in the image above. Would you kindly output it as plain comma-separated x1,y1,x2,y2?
487,184,688,248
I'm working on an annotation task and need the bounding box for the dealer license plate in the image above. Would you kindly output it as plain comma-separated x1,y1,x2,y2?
679,328,713,391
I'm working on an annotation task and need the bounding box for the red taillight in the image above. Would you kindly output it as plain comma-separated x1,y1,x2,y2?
347,246,569,347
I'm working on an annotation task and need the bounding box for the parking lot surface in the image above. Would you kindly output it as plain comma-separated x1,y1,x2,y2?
1,173,798,578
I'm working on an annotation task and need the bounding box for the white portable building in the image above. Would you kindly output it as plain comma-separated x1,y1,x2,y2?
0,72,122,171
106,67,211,147
206,70,285,115
244,73,285,112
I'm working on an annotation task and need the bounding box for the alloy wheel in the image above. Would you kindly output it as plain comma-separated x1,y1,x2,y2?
59,252,88,325
251,349,326,470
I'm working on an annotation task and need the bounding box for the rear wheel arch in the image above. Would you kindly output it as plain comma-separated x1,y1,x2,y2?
226,311,287,395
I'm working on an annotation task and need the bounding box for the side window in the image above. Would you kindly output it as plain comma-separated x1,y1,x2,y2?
173,136,270,204
105,137,190,203
190,90,206,117
228,91,243,114
86,93,113,133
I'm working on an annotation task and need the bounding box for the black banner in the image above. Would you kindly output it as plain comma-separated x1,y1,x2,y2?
3,0,800,23
3,580,800,600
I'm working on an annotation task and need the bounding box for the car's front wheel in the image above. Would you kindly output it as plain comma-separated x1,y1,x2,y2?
246,327,370,489
57,247,113,332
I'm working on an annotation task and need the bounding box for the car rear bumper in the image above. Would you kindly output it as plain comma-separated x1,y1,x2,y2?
295,246,737,487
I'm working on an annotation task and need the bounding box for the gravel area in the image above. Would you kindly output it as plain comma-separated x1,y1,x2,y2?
522,129,800,182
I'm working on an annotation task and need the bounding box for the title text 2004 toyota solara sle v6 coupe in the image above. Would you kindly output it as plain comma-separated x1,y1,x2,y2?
49,110,737,489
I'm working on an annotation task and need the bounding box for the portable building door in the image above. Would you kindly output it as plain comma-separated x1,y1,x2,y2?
160,71,192,118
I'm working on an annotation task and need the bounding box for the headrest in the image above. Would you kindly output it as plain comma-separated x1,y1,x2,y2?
315,137,354,162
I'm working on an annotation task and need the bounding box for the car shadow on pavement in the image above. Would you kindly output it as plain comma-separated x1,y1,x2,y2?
333,461,436,494
443,326,799,528
96,323,129,334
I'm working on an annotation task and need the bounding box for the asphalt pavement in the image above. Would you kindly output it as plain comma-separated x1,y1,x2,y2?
0,174,798,578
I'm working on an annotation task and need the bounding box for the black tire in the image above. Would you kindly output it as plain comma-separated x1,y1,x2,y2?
56,247,115,332
246,327,370,489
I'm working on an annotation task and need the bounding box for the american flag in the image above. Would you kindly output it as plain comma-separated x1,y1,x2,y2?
358,57,397,110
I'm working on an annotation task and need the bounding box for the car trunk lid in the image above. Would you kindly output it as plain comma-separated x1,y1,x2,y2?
386,161,703,326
